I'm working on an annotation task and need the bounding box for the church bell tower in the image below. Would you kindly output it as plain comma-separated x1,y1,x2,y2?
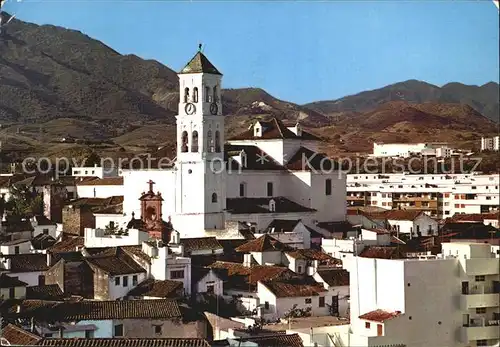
174,46,226,237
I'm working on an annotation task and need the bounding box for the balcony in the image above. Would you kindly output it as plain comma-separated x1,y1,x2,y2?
464,259,500,276
462,321,500,342
461,293,500,309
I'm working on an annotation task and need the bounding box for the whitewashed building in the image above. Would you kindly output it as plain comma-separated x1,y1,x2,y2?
111,50,347,239
317,241,500,347
481,136,500,152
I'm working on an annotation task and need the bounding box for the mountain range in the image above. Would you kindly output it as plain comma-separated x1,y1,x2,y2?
0,12,498,157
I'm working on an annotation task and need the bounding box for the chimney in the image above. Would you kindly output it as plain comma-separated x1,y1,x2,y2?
243,253,252,268
46,252,52,266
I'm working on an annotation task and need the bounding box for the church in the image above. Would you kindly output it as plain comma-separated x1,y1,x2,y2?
115,49,347,239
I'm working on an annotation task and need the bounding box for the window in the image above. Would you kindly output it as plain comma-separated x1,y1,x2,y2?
153,325,162,335
171,270,184,279
213,86,218,102
132,275,138,286
9,287,15,298
475,275,485,282
454,204,460,208
114,324,124,337
486,196,491,200
305,298,312,304
298,266,302,273
325,179,332,196
267,182,274,197
365,322,371,329
181,131,189,153
476,308,486,314
193,87,199,103
191,131,199,152
115,277,120,286
123,276,128,287
38,275,45,286
239,182,246,197
377,324,383,336
205,86,210,102
85,330,94,338
214,130,221,152
184,87,190,103
264,301,269,310
212,193,218,203
207,284,215,294
14,246,19,254
43,228,49,235
477,340,488,346
207,130,213,152
109,221,115,229
319,296,325,307
44,333,53,338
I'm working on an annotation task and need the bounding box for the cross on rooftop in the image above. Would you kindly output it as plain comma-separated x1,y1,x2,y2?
147,180,155,193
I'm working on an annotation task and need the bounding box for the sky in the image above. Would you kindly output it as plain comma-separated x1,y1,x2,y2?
3,0,499,104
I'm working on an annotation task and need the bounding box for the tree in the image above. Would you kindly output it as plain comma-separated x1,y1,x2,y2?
104,222,127,236
6,184,44,217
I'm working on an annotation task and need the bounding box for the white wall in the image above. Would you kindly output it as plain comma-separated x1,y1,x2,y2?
257,282,329,320
108,272,147,300
0,241,32,255
5,271,44,287
84,228,149,248
94,214,127,230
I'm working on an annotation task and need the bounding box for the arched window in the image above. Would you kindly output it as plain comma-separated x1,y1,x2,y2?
239,182,246,197
184,88,190,103
191,131,199,152
215,130,221,152
207,130,213,152
213,86,218,102
211,193,218,203
193,87,199,103
269,199,276,212
205,86,210,102
181,131,189,153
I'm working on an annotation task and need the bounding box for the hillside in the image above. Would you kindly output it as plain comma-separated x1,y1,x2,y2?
304,79,499,123
0,12,498,159
316,101,498,155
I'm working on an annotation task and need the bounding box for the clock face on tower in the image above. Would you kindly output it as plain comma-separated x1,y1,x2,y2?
210,103,218,115
185,103,196,115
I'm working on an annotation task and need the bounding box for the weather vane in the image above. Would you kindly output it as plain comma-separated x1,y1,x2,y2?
198,43,203,52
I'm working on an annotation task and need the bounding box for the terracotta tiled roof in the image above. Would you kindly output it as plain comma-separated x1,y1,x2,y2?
316,269,349,287
235,234,290,253
65,196,124,208
121,245,152,263
359,246,406,259
1,323,42,346
231,333,304,347
359,309,401,322
1,299,182,321
261,278,327,298
180,51,222,75
207,261,293,287
316,221,353,235
228,118,318,143
180,237,223,253
26,284,65,300
127,279,183,298
48,237,84,253
285,147,339,171
225,144,286,171
384,210,424,221
4,254,49,272
0,273,28,288
37,338,210,346
226,197,315,215
285,249,340,264
265,219,300,233
76,177,123,186
86,248,146,275
1,218,34,233
31,234,57,250
93,204,123,214
449,212,500,223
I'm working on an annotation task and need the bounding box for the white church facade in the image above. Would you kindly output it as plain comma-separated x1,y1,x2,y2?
111,50,346,238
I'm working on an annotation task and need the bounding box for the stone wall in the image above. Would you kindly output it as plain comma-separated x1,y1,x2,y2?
121,319,207,339
63,206,95,236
